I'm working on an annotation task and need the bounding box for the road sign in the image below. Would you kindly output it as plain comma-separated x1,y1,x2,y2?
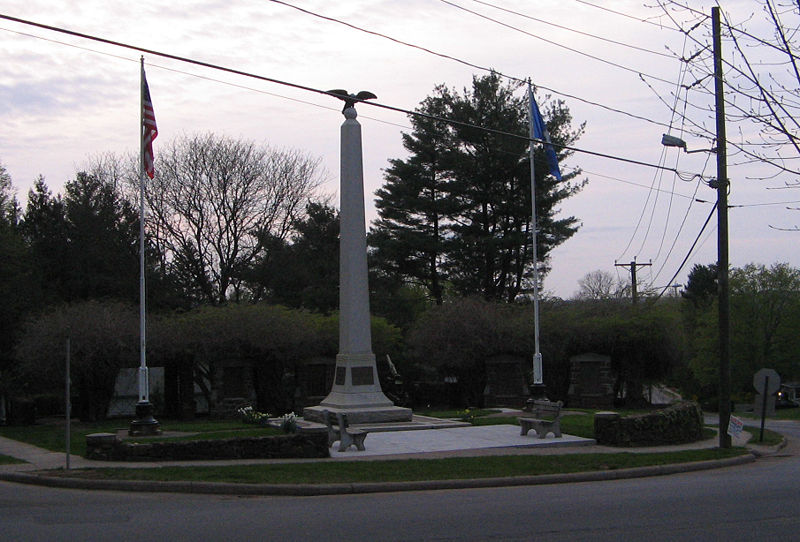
753,368,780,395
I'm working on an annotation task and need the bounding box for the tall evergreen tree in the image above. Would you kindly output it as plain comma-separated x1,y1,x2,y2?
372,73,585,302
371,92,455,305
21,177,69,303
0,164,38,374
245,201,340,313
22,174,141,304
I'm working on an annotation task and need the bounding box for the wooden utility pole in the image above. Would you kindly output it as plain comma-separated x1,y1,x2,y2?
615,260,652,304
713,6,732,449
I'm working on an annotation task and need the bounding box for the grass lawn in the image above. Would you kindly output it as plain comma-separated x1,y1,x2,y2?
52,447,748,484
0,419,280,457
746,427,783,446
417,408,501,419
0,454,25,465
769,407,800,421
739,407,800,421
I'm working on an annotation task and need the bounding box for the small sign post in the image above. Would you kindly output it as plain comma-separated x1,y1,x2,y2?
65,338,71,470
753,368,780,443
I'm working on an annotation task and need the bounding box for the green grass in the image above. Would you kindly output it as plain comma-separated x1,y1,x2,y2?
52,448,748,484
0,454,26,465
0,420,122,457
0,419,278,457
738,407,800,421
771,407,800,421
745,427,783,446
418,408,501,419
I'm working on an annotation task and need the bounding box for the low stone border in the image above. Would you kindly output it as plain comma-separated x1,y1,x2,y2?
594,401,704,447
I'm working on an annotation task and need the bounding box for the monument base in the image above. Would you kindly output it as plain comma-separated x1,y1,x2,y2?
303,405,412,425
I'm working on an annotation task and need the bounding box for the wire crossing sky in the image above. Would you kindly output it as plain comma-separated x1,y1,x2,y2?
0,0,797,298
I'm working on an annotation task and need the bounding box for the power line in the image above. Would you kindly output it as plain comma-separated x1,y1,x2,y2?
0,25,412,130
573,0,683,30
0,12,699,177
263,0,679,129
438,0,678,84
655,201,717,299
471,0,675,58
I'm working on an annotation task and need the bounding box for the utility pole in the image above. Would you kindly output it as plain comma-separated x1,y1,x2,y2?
615,260,652,304
713,6,732,449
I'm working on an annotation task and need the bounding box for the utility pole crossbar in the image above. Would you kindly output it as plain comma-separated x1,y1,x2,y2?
614,260,652,304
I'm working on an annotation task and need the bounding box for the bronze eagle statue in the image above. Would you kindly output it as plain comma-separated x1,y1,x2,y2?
327,89,377,112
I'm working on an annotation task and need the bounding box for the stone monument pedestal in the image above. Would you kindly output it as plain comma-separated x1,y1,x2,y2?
303,405,412,425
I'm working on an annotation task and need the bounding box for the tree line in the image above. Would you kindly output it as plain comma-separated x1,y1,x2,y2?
5,72,793,421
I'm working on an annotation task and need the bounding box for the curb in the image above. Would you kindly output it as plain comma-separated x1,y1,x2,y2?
0,453,756,496
747,435,788,457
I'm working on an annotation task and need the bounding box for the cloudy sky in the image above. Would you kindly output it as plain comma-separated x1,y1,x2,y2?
1,0,798,298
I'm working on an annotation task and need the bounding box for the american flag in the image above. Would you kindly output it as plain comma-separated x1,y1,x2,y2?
142,69,158,179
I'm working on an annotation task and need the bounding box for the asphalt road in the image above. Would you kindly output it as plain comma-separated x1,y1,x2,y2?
1,420,798,542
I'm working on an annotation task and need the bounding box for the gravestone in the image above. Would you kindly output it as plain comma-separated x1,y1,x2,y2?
295,357,336,409
567,353,614,408
483,354,529,407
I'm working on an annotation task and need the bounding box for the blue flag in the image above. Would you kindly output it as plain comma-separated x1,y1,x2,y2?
531,96,562,181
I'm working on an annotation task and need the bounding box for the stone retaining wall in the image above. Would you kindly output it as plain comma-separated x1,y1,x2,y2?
594,401,704,447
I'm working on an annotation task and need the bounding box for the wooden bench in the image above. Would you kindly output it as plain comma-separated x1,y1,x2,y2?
518,400,564,439
323,409,368,452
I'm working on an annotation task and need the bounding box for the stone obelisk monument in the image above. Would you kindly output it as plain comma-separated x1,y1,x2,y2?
304,98,411,425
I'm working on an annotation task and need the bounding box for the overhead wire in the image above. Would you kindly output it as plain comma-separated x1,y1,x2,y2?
437,0,678,84
652,1,800,176
0,25,412,130
471,0,675,58
648,34,699,266
654,201,717,299
262,0,679,129
618,31,694,263
573,0,684,30
650,151,714,285
0,13,700,178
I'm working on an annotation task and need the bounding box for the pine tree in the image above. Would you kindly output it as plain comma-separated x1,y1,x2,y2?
371,73,586,302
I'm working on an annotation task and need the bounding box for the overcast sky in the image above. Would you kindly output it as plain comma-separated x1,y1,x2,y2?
1,0,798,298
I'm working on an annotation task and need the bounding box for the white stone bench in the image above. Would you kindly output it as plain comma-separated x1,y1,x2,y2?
323,409,368,452
518,400,564,439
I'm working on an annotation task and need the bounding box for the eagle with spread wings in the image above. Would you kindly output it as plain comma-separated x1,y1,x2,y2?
327,89,377,112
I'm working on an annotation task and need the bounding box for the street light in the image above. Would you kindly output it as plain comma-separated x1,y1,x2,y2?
661,134,716,154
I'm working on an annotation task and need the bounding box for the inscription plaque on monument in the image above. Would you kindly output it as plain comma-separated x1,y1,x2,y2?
351,366,375,386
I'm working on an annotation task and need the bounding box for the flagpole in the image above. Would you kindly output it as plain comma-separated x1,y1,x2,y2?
130,56,160,436
527,80,545,400
138,56,149,405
